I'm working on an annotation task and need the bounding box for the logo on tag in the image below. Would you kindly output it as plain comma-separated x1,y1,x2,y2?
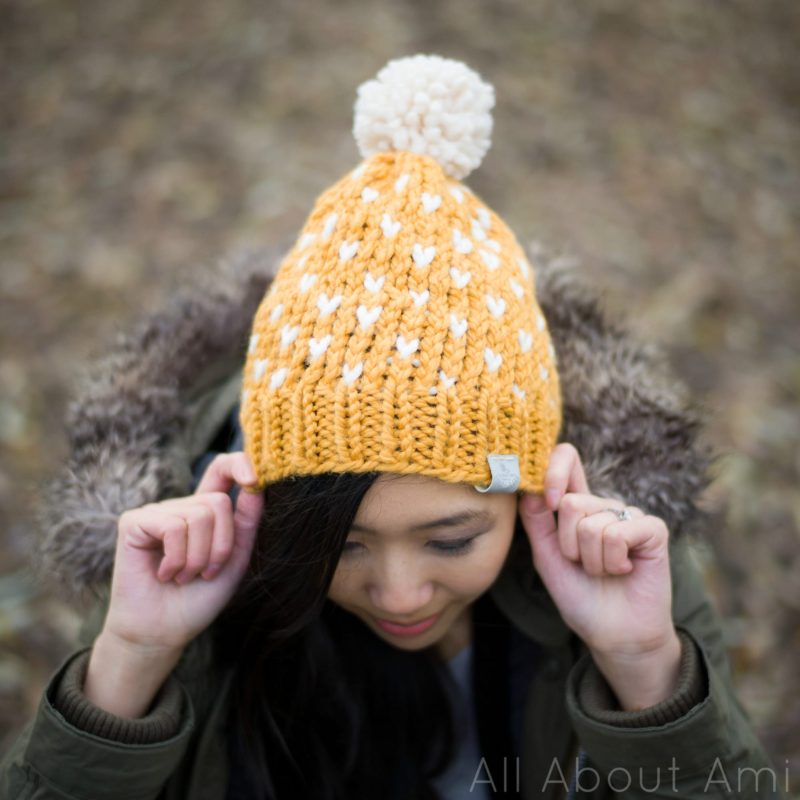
475,454,520,493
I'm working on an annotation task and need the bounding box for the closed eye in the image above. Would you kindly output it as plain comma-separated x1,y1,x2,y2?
427,536,479,555
341,533,485,558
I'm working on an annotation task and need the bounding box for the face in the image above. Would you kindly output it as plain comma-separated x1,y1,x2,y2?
327,472,519,658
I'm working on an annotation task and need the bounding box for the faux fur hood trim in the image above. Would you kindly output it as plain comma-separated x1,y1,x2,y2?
33,242,716,602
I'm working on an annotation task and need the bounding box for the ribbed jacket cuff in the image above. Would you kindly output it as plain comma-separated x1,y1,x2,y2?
577,627,707,727
53,647,184,743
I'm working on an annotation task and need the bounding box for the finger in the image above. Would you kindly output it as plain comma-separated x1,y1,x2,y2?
118,507,173,551
576,513,605,577
156,514,189,582
518,492,566,578
618,516,669,562
544,443,590,511
225,488,266,578
195,452,258,495
572,509,658,576
554,494,640,562
200,492,235,578
576,508,640,576
173,505,214,584
157,494,236,579
553,492,599,562
602,525,632,575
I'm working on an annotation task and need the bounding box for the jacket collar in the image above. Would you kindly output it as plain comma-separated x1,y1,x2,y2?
34,243,713,646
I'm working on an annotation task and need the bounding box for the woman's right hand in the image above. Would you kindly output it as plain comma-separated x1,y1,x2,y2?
100,452,264,656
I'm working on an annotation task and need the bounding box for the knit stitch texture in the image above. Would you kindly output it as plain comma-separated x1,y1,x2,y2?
241,149,562,492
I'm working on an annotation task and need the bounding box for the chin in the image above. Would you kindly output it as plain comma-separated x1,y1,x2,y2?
371,625,443,652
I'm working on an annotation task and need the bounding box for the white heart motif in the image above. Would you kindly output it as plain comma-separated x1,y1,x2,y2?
484,348,502,373
517,256,531,277
321,213,338,241
316,292,342,317
357,304,382,329
422,193,442,213
361,186,379,202
298,232,316,251
536,313,546,331
453,229,473,254
269,303,284,322
518,329,533,353
486,294,506,319
293,253,308,271
299,273,317,293
339,240,360,262
364,272,385,293
395,174,410,193
449,267,471,288
449,314,468,338
248,334,259,354
480,249,500,270
540,364,550,381
308,335,332,361
280,324,300,350
448,186,464,204
476,208,491,229
270,367,288,390
512,383,526,399
381,213,401,238
438,369,457,389
412,243,436,268
485,239,501,252
342,361,363,385
471,221,487,241
396,334,419,359
510,279,524,299
253,358,269,381
409,289,429,307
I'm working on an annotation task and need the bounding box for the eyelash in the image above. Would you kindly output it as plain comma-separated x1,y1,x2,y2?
429,536,478,555
341,536,479,557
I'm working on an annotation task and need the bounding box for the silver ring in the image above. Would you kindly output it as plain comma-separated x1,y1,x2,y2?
602,507,633,521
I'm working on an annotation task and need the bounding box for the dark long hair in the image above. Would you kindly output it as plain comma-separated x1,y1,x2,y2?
212,470,461,799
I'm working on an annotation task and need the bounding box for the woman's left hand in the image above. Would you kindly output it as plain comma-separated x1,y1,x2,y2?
518,442,683,710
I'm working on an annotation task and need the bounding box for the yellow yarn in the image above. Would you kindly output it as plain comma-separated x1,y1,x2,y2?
240,149,562,493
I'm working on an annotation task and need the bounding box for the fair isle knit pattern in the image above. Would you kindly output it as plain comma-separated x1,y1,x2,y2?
240,56,563,493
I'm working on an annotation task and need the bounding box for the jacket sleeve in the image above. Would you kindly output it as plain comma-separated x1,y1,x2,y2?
563,536,788,799
0,644,196,800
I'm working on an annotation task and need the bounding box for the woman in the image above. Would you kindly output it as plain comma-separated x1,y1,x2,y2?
2,55,784,799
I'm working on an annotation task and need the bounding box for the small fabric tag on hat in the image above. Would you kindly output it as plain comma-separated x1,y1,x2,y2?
475,454,520,493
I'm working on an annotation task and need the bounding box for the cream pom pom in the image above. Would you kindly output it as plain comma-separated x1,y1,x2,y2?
353,54,495,180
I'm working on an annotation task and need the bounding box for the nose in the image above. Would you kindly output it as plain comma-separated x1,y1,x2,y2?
368,553,434,620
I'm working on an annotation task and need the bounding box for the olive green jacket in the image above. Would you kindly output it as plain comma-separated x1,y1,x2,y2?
1,248,785,799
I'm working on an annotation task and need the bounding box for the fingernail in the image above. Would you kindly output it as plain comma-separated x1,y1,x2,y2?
546,489,562,510
203,563,222,579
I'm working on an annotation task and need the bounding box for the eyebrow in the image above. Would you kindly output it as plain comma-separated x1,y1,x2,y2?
350,509,496,534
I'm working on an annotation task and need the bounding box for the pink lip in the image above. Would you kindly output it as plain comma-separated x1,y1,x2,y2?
374,613,441,636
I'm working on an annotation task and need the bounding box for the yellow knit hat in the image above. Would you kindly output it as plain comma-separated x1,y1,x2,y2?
241,54,562,494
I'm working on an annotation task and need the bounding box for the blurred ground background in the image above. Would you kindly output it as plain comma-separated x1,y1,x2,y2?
1,0,798,786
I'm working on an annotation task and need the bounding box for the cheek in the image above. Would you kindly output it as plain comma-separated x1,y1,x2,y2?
328,565,358,607
450,537,512,594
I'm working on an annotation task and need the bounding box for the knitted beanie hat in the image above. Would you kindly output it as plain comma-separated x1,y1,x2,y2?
240,54,562,494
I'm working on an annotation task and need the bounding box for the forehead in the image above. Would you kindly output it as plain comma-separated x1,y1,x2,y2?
354,472,513,530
